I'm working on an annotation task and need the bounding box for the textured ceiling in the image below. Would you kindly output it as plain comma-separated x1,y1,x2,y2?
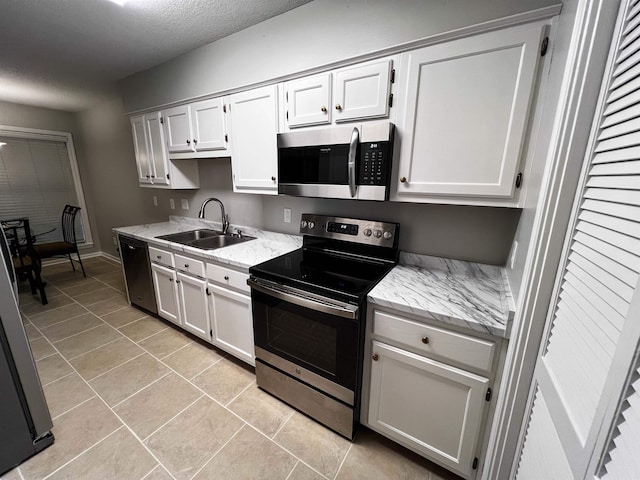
0,0,312,112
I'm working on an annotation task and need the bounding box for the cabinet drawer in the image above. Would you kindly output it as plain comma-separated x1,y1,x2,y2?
149,246,174,268
206,263,249,293
175,254,205,277
372,310,496,373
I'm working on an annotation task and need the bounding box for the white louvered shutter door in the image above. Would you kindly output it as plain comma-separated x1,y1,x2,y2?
517,0,640,478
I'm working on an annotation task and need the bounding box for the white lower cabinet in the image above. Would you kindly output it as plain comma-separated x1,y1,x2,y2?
177,271,210,341
368,341,489,478
363,308,499,479
207,283,254,365
206,262,254,366
150,263,181,326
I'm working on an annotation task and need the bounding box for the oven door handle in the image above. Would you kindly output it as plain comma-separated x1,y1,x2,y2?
248,278,359,319
348,127,359,198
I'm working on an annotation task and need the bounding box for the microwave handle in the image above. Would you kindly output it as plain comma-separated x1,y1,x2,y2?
348,127,359,198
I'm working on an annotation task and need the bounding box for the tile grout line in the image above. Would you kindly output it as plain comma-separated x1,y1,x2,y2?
141,393,205,443
65,336,125,362
187,424,247,480
86,351,147,382
48,322,109,346
333,442,355,480
50,394,98,421
41,370,77,388
28,307,92,330
39,426,126,480
140,464,165,480
110,371,173,409
222,377,256,407
185,352,225,381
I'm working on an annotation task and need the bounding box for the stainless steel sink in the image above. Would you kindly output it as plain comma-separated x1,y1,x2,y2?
188,234,256,250
156,229,256,250
156,229,223,243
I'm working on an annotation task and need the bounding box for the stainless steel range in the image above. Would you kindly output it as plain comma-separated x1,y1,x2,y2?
248,214,399,439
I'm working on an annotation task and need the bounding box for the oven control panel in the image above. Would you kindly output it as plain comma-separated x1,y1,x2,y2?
300,214,399,248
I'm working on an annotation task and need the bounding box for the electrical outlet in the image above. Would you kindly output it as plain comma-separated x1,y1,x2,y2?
181,199,189,210
169,198,175,210
509,241,519,270
153,195,158,207
284,208,291,224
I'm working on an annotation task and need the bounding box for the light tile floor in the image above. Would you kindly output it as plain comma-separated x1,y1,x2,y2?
4,257,461,480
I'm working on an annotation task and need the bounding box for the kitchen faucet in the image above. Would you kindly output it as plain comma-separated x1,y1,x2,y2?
198,197,229,234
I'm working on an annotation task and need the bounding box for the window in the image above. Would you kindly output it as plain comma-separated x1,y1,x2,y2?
0,126,92,246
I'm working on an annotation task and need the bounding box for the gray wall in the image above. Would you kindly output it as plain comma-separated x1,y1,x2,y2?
262,196,520,265
0,100,101,254
121,0,561,112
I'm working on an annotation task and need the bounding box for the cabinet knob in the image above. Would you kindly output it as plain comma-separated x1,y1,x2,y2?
400,176,407,183
176,279,180,284
193,139,197,145
157,255,161,259
169,277,173,282
372,354,379,361
271,176,276,182
150,175,155,178
335,104,342,111
224,275,229,280
146,175,150,178
320,106,327,113
421,336,430,344
186,139,191,145
184,264,189,268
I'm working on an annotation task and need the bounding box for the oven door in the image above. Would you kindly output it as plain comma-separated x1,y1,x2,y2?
249,278,360,405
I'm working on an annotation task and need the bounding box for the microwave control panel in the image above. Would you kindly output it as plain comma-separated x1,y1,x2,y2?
359,141,392,186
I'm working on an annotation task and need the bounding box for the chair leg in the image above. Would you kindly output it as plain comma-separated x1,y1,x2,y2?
76,250,86,277
33,269,47,305
69,253,76,272
26,271,36,295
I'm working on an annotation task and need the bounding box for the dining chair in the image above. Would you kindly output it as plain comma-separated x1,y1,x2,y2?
1,219,48,305
32,205,86,277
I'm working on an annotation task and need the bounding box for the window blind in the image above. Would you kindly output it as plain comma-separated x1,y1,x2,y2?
0,136,84,243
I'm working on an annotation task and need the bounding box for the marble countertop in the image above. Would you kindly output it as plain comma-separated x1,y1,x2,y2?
114,216,514,338
113,216,302,272
368,253,515,339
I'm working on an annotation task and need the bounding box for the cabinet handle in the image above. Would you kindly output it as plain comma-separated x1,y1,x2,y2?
169,277,173,282
400,176,407,183
157,255,161,259
184,264,189,268
320,106,327,112
372,354,379,361
176,279,181,284
186,139,191,145
150,175,155,178
421,336,430,345
224,275,229,280
271,176,276,182
335,104,342,111
146,175,150,178
193,139,197,145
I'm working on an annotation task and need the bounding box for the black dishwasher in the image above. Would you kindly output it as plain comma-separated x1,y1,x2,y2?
118,235,158,315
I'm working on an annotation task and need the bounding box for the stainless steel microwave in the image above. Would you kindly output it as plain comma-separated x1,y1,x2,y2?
277,121,395,201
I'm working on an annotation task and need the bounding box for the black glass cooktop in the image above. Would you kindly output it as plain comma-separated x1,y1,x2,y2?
249,248,394,304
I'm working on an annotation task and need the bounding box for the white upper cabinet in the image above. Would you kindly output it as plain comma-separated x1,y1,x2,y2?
226,84,279,195
164,105,193,153
285,58,394,128
394,22,545,204
130,111,199,189
131,115,151,185
286,73,332,127
163,98,229,158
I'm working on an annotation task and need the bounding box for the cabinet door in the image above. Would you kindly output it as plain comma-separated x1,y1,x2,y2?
151,263,180,326
190,98,227,152
176,272,210,341
285,73,331,127
164,105,194,153
396,23,544,199
334,60,391,122
227,85,279,194
207,283,254,365
368,341,489,478
145,112,170,186
130,115,152,184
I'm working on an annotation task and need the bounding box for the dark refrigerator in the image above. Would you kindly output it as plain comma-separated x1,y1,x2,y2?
0,228,54,475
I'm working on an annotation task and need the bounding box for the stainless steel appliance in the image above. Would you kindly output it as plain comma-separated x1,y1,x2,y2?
118,235,158,315
0,228,54,475
277,121,395,201
249,214,399,439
